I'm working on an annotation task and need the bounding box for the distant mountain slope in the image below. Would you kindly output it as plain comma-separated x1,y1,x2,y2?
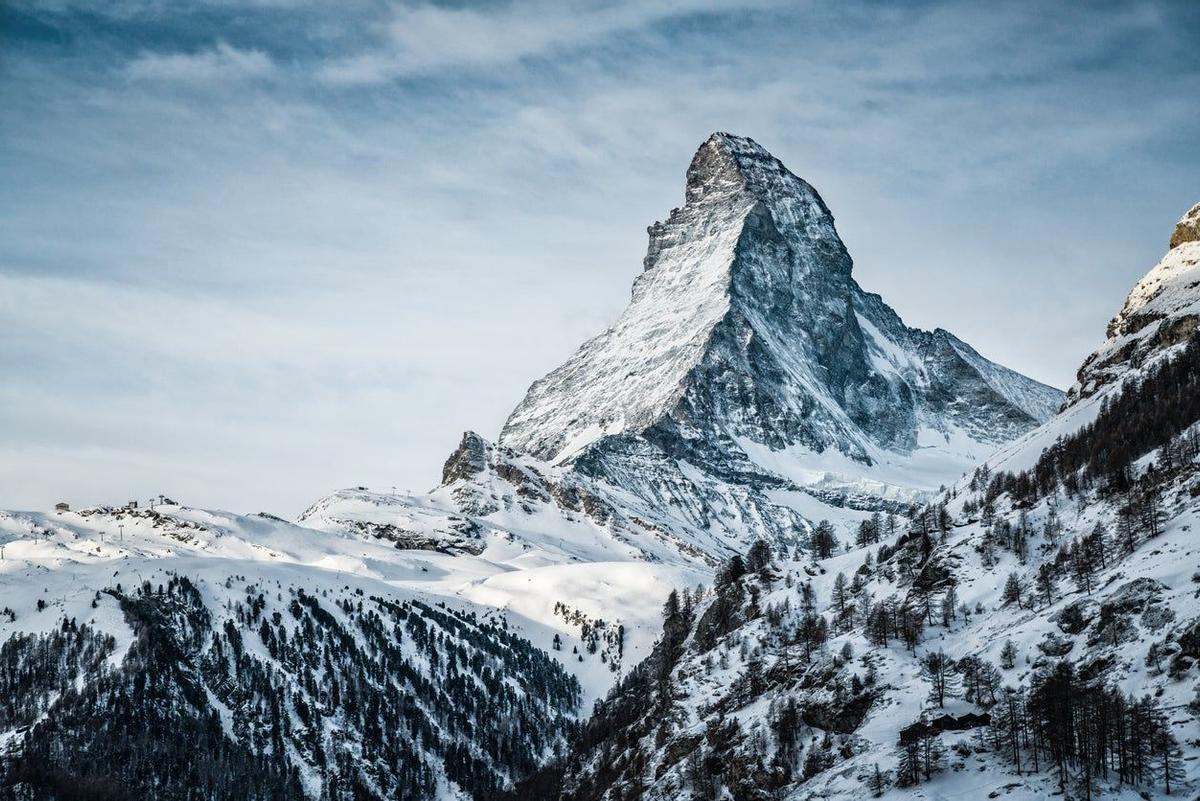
0,505,582,801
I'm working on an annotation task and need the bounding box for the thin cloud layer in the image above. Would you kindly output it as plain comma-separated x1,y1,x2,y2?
126,42,276,83
319,0,779,84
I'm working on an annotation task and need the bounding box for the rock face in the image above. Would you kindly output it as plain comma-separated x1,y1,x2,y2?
1169,202,1200,249
498,133,1061,546
1071,200,1200,402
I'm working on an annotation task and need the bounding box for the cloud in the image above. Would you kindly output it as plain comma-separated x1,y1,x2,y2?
318,0,776,85
125,41,276,83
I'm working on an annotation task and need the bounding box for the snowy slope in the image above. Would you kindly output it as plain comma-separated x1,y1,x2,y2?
518,199,1200,801
537,464,1200,801
0,500,691,708
0,500,697,799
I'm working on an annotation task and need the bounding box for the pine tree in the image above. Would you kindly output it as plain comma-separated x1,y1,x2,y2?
1070,538,1095,595
867,762,886,797
895,740,921,786
810,520,838,560
900,603,924,653
919,728,945,781
718,554,747,586
1000,639,1018,670
922,650,952,707
1035,563,1057,608
802,736,831,779
1002,573,1024,609
831,573,850,629
746,539,773,576
940,584,958,626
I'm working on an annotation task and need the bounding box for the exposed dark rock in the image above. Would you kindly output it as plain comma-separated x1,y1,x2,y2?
1169,202,1200,250
442,431,491,484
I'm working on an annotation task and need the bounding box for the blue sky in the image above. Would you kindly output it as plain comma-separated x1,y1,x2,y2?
2,0,1198,515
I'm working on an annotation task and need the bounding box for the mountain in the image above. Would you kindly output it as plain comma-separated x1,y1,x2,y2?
324,134,1058,570
501,133,1061,477
517,201,1200,801
497,134,1060,554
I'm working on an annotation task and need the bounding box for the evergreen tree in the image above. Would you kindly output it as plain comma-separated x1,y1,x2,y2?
831,573,850,630
746,539,773,576
1000,639,1018,670
867,762,886,798
940,584,958,626
1035,563,1057,608
921,650,953,708
810,521,838,560
1002,573,1024,609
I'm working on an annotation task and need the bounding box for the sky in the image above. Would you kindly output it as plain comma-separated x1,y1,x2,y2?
1,0,1198,517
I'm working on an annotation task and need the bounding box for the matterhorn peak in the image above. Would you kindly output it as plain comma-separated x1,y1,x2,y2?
684,132,793,203
501,133,1061,504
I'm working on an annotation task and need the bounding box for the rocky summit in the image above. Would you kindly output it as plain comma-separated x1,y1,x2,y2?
496,133,1061,549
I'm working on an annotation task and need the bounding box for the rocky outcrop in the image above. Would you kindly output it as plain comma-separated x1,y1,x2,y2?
442,430,490,484
1169,202,1200,250
1072,201,1200,402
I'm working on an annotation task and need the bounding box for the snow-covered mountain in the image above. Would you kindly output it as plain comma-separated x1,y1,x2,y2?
499,134,1060,547
502,133,1060,472
310,134,1062,573
1,134,1190,801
